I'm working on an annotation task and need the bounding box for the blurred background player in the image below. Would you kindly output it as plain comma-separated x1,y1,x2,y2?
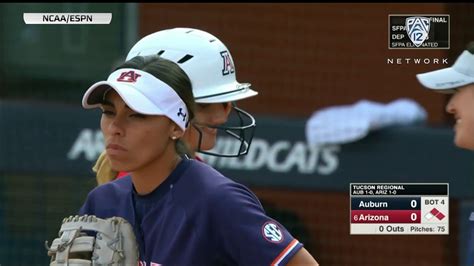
94,27,258,185
416,41,474,266
416,42,474,150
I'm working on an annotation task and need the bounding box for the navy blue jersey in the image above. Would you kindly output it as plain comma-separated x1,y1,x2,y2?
79,158,303,265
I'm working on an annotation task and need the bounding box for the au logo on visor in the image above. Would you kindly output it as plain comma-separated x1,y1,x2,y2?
117,71,142,83
388,14,449,49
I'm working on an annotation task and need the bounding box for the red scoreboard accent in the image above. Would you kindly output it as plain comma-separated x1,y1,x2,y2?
351,210,421,223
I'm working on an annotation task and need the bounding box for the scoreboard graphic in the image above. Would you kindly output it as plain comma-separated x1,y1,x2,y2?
350,183,449,235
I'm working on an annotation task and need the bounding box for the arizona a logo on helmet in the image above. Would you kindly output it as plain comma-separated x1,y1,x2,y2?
220,51,235,76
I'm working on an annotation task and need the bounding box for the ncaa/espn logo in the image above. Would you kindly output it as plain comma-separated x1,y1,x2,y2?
388,14,449,49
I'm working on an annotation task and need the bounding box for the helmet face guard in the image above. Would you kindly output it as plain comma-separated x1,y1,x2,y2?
195,103,255,157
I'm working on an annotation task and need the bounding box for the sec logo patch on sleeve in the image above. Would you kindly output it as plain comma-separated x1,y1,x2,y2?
262,221,284,243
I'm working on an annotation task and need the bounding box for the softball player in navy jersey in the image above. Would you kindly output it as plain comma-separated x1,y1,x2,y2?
79,54,318,265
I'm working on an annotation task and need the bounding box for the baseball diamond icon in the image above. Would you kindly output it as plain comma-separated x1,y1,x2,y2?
425,208,445,221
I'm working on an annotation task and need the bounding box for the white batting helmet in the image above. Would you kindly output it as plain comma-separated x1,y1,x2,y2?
126,27,258,103
126,28,257,157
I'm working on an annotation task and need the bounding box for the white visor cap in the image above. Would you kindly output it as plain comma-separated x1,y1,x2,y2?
82,68,189,131
416,50,474,93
